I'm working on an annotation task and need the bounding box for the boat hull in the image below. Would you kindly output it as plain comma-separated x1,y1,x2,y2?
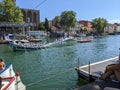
0,62,26,90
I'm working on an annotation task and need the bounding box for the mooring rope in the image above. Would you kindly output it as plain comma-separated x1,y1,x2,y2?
25,67,75,87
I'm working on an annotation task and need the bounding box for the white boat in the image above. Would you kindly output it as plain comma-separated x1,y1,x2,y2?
0,62,26,90
75,36,93,43
9,40,46,51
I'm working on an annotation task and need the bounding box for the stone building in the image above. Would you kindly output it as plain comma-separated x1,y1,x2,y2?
0,0,40,36
21,8,40,32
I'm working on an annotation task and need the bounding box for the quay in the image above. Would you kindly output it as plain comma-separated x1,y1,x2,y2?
75,56,120,90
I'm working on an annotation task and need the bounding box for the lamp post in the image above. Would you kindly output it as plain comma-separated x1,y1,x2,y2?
119,48,120,60
28,17,30,36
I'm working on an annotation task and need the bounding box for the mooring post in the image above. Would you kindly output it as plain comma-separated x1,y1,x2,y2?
77,58,80,80
119,48,120,60
88,61,91,83
78,58,80,69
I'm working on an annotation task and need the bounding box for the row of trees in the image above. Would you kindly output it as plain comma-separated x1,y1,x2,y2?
0,0,108,36
40,10,108,36
0,0,23,22
39,11,77,32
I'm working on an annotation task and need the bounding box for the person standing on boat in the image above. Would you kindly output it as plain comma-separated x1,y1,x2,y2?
0,59,6,70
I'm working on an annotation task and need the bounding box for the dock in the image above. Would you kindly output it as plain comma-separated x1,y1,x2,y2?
75,56,120,90
76,56,119,80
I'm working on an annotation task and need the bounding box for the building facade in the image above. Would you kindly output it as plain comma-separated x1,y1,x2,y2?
21,8,40,32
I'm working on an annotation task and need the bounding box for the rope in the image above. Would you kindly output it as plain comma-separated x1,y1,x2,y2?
26,67,75,87
34,0,47,9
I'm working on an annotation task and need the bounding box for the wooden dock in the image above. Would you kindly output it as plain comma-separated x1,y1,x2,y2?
76,56,119,80
75,56,120,90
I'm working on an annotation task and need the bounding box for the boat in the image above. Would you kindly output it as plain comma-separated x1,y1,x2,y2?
28,38,43,42
9,39,46,51
0,34,13,44
0,62,26,90
0,40,10,44
75,36,93,43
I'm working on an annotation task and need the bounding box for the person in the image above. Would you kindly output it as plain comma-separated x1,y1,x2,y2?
0,59,6,70
100,62,120,82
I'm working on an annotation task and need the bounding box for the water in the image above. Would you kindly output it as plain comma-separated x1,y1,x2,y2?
0,35,120,90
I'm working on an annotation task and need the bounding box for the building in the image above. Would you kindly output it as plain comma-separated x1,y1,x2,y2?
0,0,40,36
13,0,40,30
78,20,93,32
21,8,40,32
104,23,120,34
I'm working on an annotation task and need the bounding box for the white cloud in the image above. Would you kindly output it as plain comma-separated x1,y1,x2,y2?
108,19,120,24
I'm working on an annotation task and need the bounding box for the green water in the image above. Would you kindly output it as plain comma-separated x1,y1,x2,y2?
0,35,120,90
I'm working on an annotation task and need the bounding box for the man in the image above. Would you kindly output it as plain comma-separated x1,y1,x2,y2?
101,63,120,81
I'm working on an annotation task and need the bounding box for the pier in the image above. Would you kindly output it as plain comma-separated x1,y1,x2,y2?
75,56,120,90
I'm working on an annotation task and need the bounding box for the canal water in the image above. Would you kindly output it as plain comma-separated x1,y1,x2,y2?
0,35,120,90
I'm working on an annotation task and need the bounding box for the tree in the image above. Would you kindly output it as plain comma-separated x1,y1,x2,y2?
53,16,61,28
0,2,4,21
0,0,23,22
39,22,45,30
60,10,77,31
44,18,49,32
14,6,23,22
92,17,108,35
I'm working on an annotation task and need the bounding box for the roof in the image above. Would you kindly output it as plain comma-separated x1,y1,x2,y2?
0,22,36,27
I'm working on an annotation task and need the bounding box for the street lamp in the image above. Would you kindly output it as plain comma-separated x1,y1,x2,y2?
119,48,120,60
28,17,30,36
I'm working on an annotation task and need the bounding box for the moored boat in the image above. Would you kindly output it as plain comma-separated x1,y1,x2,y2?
75,36,93,43
9,40,46,51
0,62,26,90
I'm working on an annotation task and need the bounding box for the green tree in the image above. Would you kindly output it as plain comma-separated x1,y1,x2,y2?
39,22,45,30
53,16,61,27
14,6,23,22
44,18,49,32
1,0,23,22
92,17,108,35
60,10,77,31
0,2,4,21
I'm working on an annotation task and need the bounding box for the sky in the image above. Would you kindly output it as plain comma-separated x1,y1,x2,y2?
16,0,120,23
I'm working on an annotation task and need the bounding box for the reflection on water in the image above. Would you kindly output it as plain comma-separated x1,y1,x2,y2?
0,35,120,90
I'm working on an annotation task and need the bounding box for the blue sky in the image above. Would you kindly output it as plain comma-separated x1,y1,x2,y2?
16,0,120,23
